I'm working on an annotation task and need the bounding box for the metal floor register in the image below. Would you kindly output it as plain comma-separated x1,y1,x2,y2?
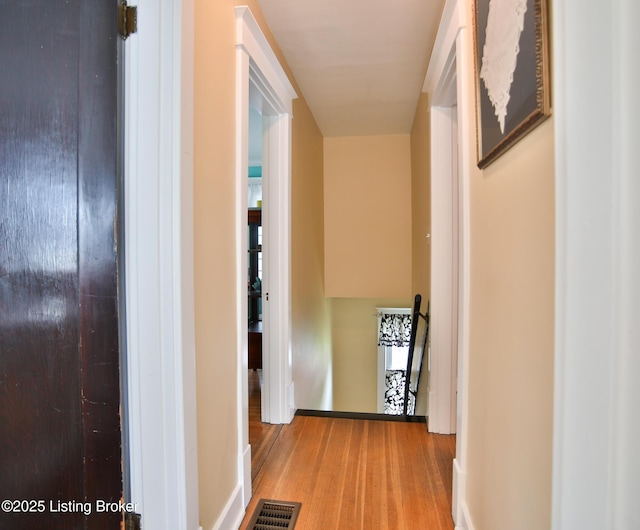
246,499,302,529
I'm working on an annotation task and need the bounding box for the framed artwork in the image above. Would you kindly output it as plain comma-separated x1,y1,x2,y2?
473,0,551,168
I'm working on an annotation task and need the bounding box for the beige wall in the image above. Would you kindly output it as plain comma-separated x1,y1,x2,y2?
194,1,554,528
291,97,332,410
323,134,413,412
331,297,411,412
194,3,237,527
410,93,431,302
194,2,327,527
461,21,555,527
466,118,555,530
324,135,413,299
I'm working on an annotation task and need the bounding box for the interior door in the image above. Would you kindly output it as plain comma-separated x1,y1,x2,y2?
0,1,124,528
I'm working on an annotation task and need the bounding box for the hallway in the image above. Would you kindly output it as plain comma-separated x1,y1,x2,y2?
242,372,456,529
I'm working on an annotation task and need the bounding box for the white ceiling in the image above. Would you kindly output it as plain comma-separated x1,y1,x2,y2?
256,0,446,137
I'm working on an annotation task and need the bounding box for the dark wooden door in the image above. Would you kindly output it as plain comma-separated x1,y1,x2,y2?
0,1,123,528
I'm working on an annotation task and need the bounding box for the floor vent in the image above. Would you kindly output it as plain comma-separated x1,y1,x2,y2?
247,499,302,529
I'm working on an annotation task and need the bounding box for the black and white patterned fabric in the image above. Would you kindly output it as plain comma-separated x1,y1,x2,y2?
384,370,406,415
384,369,417,415
378,313,412,347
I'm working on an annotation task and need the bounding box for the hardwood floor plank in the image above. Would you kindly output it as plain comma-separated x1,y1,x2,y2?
241,415,455,529
248,369,283,482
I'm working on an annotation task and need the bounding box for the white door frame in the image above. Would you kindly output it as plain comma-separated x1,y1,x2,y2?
423,0,472,526
122,2,297,527
552,0,640,528
429,102,459,436
122,1,200,529
235,5,298,507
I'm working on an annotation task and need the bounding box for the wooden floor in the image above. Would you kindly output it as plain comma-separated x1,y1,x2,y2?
249,369,282,481
244,371,456,529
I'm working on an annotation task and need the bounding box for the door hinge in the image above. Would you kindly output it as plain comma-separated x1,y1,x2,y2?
118,0,137,40
124,511,142,530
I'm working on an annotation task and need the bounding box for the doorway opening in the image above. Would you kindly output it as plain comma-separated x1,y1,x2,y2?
247,104,277,480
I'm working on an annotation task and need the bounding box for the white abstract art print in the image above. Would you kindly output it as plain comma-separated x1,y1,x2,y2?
480,0,528,134
473,0,551,167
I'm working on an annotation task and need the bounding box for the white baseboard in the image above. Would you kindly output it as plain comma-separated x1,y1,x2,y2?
287,381,296,422
453,458,475,530
211,483,245,530
452,458,459,523
459,501,476,530
452,458,464,524
243,444,252,507
454,499,476,530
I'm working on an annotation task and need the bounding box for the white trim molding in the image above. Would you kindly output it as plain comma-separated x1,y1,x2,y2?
235,7,296,114
261,112,296,424
235,4,297,509
210,483,244,530
453,458,476,530
552,0,640,528
123,0,199,529
428,103,459,436
424,0,472,526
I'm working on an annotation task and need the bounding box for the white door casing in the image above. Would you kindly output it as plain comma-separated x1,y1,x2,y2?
552,0,640,528
235,5,298,508
124,2,297,528
123,0,200,529
423,0,472,526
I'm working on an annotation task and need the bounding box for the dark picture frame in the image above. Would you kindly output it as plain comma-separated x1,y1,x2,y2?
473,0,551,168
